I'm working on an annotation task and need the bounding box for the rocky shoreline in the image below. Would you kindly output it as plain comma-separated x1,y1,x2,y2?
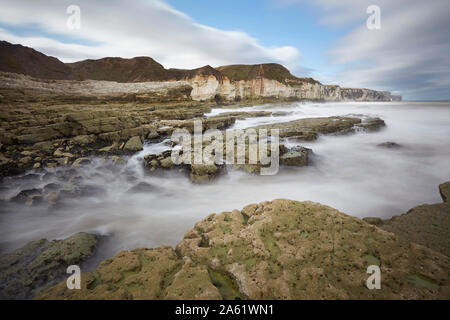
3,41,448,301
0,182,447,300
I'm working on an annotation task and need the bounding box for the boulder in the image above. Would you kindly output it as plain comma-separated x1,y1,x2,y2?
123,136,143,152
280,146,311,166
160,156,175,169
190,164,220,183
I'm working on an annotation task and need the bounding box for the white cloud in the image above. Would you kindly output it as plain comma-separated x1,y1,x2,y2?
0,0,302,73
281,0,450,99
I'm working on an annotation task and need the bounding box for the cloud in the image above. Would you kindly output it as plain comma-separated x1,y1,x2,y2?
281,0,450,99
0,0,302,73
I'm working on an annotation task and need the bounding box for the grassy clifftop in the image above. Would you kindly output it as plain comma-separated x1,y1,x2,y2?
217,63,320,85
67,57,169,82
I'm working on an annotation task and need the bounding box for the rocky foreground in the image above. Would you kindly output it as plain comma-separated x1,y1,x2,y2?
0,182,446,300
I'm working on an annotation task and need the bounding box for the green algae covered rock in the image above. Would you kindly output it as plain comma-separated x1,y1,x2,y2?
123,136,143,153
0,232,98,299
379,181,450,257
37,200,449,300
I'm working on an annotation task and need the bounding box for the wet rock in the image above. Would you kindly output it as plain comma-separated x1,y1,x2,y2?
190,164,221,183
272,111,292,116
72,157,91,168
380,181,450,257
252,116,386,140
358,117,385,131
210,111,272,120
126,182,157,193
42,183,60,194
0,232,99,299
38,199,449,300
377,141,402,149
147,129,159,140
280,146,311,166
10,188,41,204
25,194,44,207
46,192,59,207
53,149,75,158
123,136,143,153
160,157,175,169
99,142,118,154
439,181,450,202
56,157,69,166
252,116,360,139
144,151,175,171
110,155,126,164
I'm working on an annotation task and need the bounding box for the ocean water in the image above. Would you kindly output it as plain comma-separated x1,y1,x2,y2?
1,101,449,264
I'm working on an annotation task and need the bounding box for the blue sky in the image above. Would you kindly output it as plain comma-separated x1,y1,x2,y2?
168,0,344,77
0,0,449,100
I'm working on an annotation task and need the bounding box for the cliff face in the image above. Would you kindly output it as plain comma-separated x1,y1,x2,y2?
182,76,401,102
0,40,401,102
183,65,401,102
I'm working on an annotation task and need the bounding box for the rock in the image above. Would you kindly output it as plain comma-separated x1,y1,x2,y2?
33,141,54,153
101,142,118,153
123,136,143,152
0,233,98,299
160,157,175,169
147,130,159,140
126,182,156,193
72,157,91,168
363,217,383,226
25,194,43,207
359,117,385,131
56,157,69,166
32,163,41,169
380,181,450,257
0,154,12,166
46,192,59,207
439,181,450,202
37,199,449,300
10,188,41,204
280,146,311,166
190,164,220,183
73,135,96,146
42,183,60,194
377,141,402,149
251,116,362,139
53,149,75,158
110,155,125,165
18,156,32,165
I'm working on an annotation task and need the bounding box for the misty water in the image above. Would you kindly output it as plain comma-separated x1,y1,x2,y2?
1,102,449,266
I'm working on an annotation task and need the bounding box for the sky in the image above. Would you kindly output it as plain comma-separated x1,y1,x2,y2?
0,0,449,100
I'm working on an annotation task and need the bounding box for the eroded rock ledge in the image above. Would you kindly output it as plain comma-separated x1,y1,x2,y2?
36,196,450,300
0,233,98,299
365,182,450,257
